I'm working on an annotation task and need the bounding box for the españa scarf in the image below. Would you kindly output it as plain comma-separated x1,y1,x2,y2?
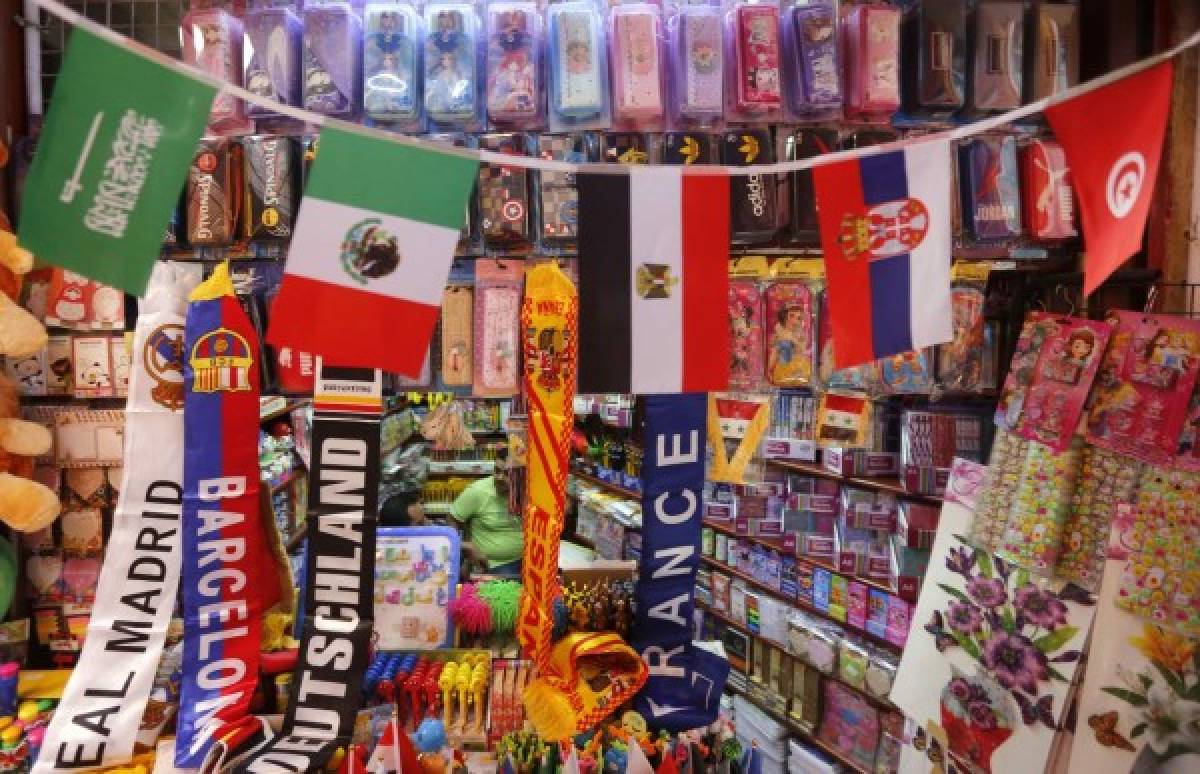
229,363,383,773
632,394,729,731
176,263,281,767
34,263,195,773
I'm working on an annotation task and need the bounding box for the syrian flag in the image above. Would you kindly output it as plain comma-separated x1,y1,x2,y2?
1045,62,1173,295
578,168,730,395
267,127,478,376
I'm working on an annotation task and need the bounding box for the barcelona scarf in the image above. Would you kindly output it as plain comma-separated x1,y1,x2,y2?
633,394,728,730
229,363,383,773
176,263,281,767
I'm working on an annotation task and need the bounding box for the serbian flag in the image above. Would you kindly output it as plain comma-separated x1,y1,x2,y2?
267,127,478,376
577,168,730,394
1046,62,1173,295
813,142,954,369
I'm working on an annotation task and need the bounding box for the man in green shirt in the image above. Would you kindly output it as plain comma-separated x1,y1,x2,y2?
451,462,523,575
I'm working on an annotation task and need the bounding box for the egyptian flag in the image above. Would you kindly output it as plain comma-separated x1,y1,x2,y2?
577,168,730,395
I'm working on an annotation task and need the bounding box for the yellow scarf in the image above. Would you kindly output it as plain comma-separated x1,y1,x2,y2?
707,394,770,484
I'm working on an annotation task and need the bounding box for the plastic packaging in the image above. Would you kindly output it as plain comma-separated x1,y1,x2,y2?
609,3,667,129
485,2,543,128
533,133,596,247
967,0,1023,113
840,3,900,120
477,133,530,247
303,2,363,117
957,134,1021,241
902,0,965,116
547,1,611,130
659,131,716,165
723,128,779,245
244,5,303,116
1020,138,1076,240
726,1,782,121
363,3,423,128
668,4,724,127
782,1,841,117
424,2,483,128
1026,2,1079,102
783,128,837,246
181,7,246,129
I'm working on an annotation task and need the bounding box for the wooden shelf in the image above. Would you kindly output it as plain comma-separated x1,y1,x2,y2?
697,600,899,715
767,459,943,504
722,683,870,774
570,470,641,501
703,520,897,597
700,556,903,653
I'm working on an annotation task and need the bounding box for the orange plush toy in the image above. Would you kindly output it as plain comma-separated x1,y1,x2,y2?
0,140,61,532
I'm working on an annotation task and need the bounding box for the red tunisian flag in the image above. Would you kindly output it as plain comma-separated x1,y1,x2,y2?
1045,61,1173,295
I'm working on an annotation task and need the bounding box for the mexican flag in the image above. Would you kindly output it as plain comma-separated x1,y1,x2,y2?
267,127,478,376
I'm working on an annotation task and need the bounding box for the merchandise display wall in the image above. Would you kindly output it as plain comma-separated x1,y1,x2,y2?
0,1,1197,773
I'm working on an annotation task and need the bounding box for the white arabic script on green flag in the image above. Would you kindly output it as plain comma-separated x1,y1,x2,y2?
19,28,214,295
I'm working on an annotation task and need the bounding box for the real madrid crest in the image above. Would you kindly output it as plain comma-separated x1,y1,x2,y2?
144,323,186,410
635,263,679,300
189,328,254,393
341,218,401,285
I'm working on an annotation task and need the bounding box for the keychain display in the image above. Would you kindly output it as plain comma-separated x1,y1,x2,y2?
669,3,724,126
363,3,422,126
546,1,610,130
609,3,666,128
424,2,481,127
486,2,543,127
303,2,362,117
243,4,303,116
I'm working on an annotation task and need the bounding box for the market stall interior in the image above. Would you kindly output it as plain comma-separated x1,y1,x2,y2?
0,0,1199,772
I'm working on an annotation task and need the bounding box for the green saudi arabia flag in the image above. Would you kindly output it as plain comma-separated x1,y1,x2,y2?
19,29,215,295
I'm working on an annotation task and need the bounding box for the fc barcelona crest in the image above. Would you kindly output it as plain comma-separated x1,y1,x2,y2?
635,263,679,300
189,328,253,393
838,197,929,261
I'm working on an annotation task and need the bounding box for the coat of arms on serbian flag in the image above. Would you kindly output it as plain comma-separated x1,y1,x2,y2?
267,127,478,376
813,141,954,370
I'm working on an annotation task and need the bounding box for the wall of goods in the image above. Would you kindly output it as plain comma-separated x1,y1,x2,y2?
0,0,1195,773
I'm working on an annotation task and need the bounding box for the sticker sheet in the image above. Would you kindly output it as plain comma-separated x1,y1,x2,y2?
1055,447,1142,591
969,430,1029,554
374,528,461,649
1068,514,1200,774
997,437,1085,575
892,460,1096,774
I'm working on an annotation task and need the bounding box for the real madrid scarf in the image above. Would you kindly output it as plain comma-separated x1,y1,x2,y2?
228,363,382,773
632,394,729,731
34,264,195,773
516,264,577,673
176,263,282,767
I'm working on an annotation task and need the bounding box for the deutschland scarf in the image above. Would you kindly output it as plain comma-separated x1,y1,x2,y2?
34,263,195,773
176,263,281,767
228,364,383,773
632,394,729,731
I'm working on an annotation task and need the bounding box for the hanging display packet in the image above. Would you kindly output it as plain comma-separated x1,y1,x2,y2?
176,264,282,767
610,3,665,128
33,264,194,773
997,435,1084,575
707,393,770,484
902,0,965,115
724,128,779,245
546,1,609,129
303,2,362,118
841,3,900,120
782,1,840,117
936,263,990,393
424,2,481,127
1026,1,1079,102
242,135,297,241
473,259,522,397
633,393,729,730
968,0,1023,113
1056,446,1142,591
1085,311,1200,465
728,274,765,390
764,271,817,389
1020,138,1077,241
486,2,542,127
230,364,382,774
958,135,1021,242
181,6,245,130
533,133,592,244
728,2,782,120
363,3,422,127
516,264,580,732
440,284,474,387
244,5,303,116
660,131,714,165
669,3,723,126
187,139,241,248
477,134,530,246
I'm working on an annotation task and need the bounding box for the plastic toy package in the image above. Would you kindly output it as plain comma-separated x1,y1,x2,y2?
486,1,544,129
726,0,783,122
424,1,483,129
477,133,530,247
303,1,363,118
181,6,247,130
840,2,900,121
901,0,965,117
668,3,724,128
728,278,765,390
1019,137,1077,241
546,0,611,131
936,267,989,393
243,4,303,117
781,0,841,119
958,134,1021,242
609,3,667,130
1026,1,1079,102
764,280,817,389
532,133,596,248
967,0,1024,114
363,2,423,129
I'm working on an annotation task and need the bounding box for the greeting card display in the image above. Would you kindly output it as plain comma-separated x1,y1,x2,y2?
363,3,422,125
892,461,1095,774
1086,311,1200,465
374,527,460,649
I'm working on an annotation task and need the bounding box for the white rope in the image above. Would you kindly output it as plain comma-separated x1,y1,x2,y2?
31,0,1200,176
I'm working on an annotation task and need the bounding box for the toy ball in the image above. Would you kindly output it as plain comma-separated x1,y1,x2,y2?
414,718,447,753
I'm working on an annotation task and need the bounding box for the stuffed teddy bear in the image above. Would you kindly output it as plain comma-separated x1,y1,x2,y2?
0,140,61,532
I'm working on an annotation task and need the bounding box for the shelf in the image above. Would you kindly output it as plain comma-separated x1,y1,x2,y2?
421,503,456,516
703,520,897,597
767,459,943,504
722,683,870,774
570,470,641,501
427,460,495,475
700,556,903,653
697,600,900,715
261,399,309,425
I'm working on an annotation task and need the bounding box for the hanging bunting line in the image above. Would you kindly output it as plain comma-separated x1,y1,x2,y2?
29,0,1200,177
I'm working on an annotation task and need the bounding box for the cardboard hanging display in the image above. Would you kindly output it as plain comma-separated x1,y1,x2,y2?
228,363,383,773
176,264,282,767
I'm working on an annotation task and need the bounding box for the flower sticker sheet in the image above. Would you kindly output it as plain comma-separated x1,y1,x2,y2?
1068,513,1200,774
892,460,1097,774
